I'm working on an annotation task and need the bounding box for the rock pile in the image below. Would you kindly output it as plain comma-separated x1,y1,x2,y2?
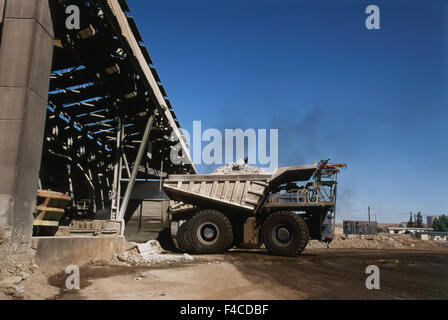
212,159,265,175
306,234,442,250
115,240,194,266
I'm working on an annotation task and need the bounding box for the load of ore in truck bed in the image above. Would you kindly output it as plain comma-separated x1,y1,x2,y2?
211,160,265,175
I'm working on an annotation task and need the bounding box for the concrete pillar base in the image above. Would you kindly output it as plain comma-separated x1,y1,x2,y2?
0,0,54,267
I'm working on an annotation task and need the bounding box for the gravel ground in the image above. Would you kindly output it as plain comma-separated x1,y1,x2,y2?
9,248,448,300
2,235,447,300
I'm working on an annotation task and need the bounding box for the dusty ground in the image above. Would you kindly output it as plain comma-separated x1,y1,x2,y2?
3,245,447,300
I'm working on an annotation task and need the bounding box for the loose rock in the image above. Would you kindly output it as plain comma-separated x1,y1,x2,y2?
212,160,265,175
115,240,197,266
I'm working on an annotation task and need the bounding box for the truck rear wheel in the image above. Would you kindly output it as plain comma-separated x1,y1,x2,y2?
176,220,194,253
188,210,233,254
263,211,309,256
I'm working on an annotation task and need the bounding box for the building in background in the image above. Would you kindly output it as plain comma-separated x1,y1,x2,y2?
426,216,441,228
416,231,448,241
387,227,433,235
343,221,378,235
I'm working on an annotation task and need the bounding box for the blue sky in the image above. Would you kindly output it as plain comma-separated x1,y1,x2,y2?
128,0,448,223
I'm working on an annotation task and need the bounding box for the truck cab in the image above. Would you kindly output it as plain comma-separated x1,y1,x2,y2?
264,160,344,243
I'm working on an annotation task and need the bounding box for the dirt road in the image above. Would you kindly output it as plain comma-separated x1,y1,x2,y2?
33,248,448,300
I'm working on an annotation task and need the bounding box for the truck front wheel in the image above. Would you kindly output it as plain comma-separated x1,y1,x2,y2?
263,211,309,256
176,220,194,253
189,210,233,254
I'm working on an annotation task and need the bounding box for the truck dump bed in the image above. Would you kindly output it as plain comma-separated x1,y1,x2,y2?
163,173,272,213
163,164,322,213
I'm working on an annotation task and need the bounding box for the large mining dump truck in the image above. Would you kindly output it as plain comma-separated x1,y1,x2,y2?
162,160,346,256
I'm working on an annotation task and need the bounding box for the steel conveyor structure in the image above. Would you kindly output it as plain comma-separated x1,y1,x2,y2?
41,0,195,229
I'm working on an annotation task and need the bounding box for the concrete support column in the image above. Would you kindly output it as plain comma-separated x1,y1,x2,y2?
0,1,5,28
0,0,54,265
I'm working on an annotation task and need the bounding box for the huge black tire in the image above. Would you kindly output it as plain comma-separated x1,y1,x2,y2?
262,211,309,256
156,228,179,252
176,220,194,253
188,210,233,254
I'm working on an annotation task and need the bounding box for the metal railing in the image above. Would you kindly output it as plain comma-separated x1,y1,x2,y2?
268,187,335,204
